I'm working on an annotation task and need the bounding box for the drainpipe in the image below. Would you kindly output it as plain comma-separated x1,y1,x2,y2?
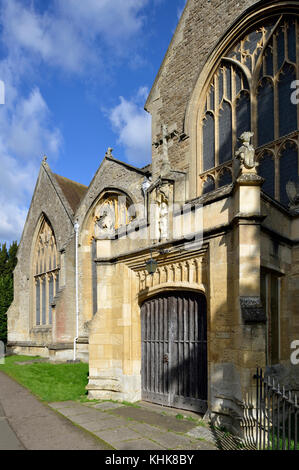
73,220,80,361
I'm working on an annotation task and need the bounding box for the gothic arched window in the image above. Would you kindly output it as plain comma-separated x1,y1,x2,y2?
199,14,299,206
34,217,59,326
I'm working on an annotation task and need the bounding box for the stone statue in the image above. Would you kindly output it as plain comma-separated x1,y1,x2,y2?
105,147,113,158
286,180,299,211
235,132,258,172
94,204,115,238
157,190,169,241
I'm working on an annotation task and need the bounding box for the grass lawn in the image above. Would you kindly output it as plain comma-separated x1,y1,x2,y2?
0,355,89,403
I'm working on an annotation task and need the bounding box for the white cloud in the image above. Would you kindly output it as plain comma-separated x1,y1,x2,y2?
0,75,62,243
109,87,151,167
0,0,152,243
1,0,150,74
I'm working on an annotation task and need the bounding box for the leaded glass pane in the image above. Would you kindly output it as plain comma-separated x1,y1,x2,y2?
278,64,297,137
49,276,53,325
219,102,232,164
218,70,224,105
42,277,46,325
218,169,232,188
279,143,299,207
202,176,215,194
203,113,215,171
276,27,285,71
258,152,275,198
265,46,273,77
258,79,274,146
237,91,251,138
288,19,296,63
36,282,40,326
210,85,215,111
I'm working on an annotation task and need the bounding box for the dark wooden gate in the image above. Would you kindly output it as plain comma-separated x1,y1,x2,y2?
141,292,208,414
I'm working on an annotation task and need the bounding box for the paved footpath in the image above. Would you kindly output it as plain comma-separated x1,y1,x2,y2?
49,401,218,450
0,372,112,450
0,371,220,450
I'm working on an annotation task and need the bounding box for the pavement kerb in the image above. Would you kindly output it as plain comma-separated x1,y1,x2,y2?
51,407,116,450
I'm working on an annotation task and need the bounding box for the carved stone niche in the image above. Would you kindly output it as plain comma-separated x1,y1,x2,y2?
147,179,174,243
93,192,135,239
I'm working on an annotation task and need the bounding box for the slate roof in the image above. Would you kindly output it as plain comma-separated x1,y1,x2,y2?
53,173,88,213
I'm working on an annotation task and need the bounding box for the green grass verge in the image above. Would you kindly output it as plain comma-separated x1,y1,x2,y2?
0,355,89,402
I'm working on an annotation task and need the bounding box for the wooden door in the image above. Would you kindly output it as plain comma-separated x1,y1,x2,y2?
141,292,207,413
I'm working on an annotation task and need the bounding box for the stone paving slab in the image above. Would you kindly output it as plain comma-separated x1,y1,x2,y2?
93,426,144,444
115,438,165,451
91,402,125,411
0,418,24,450
127,422,168,438
49,401,86,410
144,429,198,450
49,400,218,450
187,425,216,444
110,407,197,433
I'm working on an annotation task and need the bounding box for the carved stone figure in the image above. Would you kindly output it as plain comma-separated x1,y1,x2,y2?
286,180,299,211
235,132,258,172
105,147,114,158
156,190,169,241
94,204,115,238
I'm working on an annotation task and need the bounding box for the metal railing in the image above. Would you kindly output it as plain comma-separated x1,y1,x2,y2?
241,368,299,450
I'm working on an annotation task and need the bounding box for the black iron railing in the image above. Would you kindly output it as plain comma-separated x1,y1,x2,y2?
241,369,299,450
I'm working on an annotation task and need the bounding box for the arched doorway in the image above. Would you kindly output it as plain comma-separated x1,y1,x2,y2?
141,291,208,413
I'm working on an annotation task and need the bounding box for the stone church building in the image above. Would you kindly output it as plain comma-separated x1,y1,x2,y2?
7,0,299,427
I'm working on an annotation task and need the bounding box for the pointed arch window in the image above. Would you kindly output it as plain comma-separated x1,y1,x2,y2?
34,217,59,326
199,14,299,206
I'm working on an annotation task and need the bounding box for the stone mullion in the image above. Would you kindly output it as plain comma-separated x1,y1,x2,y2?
284,20,288,62
275,144,280,201
232,66,237,154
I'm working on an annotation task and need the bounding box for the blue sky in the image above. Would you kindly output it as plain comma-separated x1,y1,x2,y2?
0,0,187,244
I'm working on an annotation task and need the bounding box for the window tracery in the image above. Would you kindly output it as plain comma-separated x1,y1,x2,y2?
199,14,299,207
34,218,59,326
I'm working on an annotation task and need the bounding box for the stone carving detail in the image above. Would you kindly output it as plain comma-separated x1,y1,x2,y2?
138,257,205,292
94,193,135,238
105,147,114,158
286,181,299,211
95,205,115,237
157,191,169,241
235,132,258,173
